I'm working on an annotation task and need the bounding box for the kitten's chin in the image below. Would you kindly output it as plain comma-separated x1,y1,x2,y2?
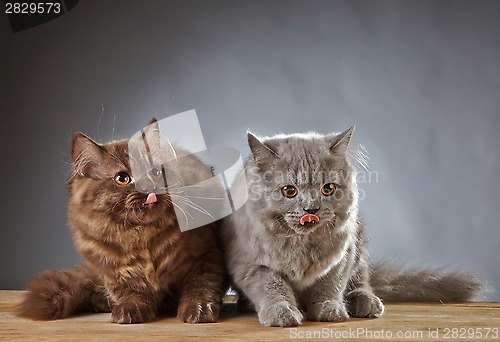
125,202,170,225
288,222,322,235
286,216,336,235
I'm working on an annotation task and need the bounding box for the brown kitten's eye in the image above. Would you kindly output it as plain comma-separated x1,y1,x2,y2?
151,167,162,178
321,183,336,196
281,185,298,198
114,172,131,186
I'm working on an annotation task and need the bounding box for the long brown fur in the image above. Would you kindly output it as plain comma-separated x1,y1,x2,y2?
18,119,227,323
18,264,111,320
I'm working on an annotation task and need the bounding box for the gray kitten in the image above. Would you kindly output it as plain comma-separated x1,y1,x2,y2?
222,127,484,327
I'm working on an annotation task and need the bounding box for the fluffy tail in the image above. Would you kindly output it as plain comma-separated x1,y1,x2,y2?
18,263,111,320
370,262,486,302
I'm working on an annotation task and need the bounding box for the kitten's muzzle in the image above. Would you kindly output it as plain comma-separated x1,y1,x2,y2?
300,213,320,226
144,193,157,205
136,177,159,194
304,207,319,215
299,208,320,225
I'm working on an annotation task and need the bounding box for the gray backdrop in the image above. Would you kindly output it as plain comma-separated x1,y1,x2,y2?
1,0,499,300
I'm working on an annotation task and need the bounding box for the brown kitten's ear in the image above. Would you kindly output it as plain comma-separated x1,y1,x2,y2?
71,132,106,178
328,125,355,155
143,117,160,151
247,132,279,169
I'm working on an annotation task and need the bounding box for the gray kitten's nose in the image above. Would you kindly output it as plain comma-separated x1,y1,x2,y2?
304,208,319,215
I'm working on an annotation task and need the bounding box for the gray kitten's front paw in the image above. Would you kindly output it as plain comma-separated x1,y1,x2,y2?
258,301,303,327
346,289,385,318
307,300,349,322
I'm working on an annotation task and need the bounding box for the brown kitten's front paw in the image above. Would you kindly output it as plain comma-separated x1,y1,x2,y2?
258,301,303,327
307,300,349,322
111,302,156,324
346,289,385,318
178,300,221,323
91,292,113,313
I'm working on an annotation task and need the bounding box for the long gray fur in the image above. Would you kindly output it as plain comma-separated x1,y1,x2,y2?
222,128,484,327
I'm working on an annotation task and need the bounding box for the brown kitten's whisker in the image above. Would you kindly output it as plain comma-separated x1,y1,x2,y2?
182,195,225,201
174,197,214,219
176,184,203,190
177,203,213,220
171,201,193,225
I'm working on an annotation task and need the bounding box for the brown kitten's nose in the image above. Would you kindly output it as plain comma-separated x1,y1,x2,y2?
304,208,319,215
137,177,157,194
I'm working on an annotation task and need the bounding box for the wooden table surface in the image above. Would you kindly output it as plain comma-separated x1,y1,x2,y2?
0,291,499,341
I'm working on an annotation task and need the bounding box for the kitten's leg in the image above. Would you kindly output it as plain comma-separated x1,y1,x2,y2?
236,265,303,327
344,223,384,318
338,218,384,318
177,254,225,324
300,263,350,322
345,262,384,318
106,278,160,324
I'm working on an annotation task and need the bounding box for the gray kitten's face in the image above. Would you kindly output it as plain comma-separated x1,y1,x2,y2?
247,128,357,235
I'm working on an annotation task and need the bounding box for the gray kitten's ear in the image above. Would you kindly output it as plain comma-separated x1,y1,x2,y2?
329,125,355,154
71,132,106,178
247,132,279,169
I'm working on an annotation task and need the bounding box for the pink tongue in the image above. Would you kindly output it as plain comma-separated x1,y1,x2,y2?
300,214,320,226
145,193,157,205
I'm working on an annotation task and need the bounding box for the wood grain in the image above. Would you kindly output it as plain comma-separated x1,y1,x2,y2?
0,291,498,341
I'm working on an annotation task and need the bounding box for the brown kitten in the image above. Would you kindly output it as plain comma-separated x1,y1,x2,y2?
18,119,227,324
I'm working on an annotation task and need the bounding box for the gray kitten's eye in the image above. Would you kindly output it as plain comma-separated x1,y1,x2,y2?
114,172,131,186
281,185,298,198
151,167,162,178
321,183,336,196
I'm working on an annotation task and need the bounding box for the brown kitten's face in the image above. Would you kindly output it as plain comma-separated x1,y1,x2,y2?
70,135,175,227
106,141,173,225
